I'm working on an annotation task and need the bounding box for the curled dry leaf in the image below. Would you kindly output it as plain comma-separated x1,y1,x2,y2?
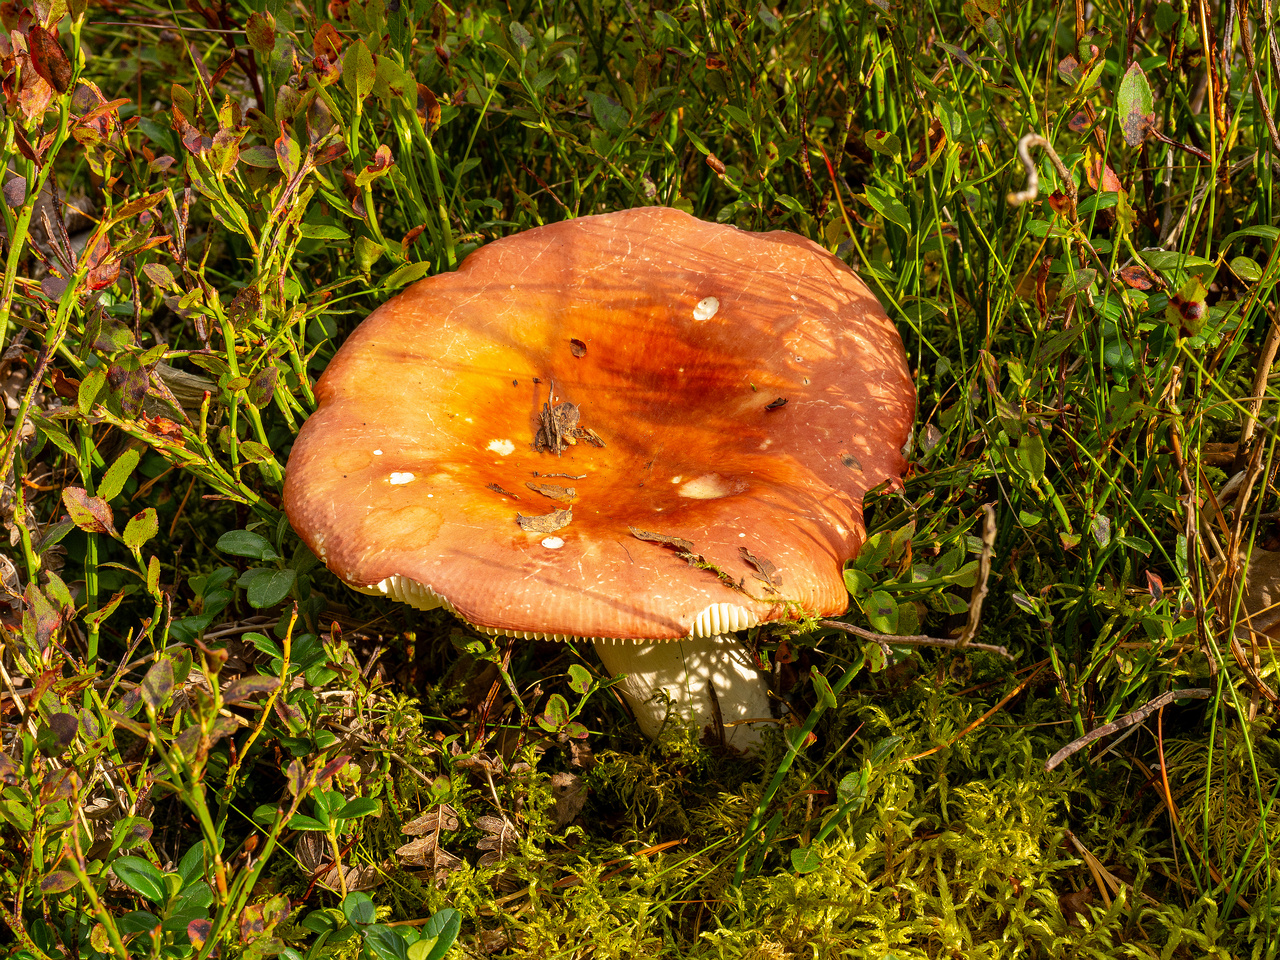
474,815,519,867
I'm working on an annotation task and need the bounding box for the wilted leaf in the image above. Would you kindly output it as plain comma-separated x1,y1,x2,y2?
28,25,71,93
140,658,174,711
61,487,116,535
245,12,276,58
1117,62,1155,146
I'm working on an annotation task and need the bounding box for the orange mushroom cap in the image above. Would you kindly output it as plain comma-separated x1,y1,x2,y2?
284,207,915,640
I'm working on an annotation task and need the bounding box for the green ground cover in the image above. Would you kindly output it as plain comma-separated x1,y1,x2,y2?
2,0,1279,955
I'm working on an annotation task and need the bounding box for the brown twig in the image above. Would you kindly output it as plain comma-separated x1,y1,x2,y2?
1044,688,1211,771
819,620,1014,660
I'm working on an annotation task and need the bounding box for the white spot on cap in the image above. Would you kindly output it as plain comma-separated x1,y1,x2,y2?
389,472,415,485
487,439,515,456
759,438,772,450
542,537,564,549
373,449,383,455
693,296,719,321
679,473,747,499
671,475,683,483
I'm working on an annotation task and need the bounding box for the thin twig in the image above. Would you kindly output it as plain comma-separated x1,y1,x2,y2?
819,620,1014,660
958,504,996,647
1044,688,1211,771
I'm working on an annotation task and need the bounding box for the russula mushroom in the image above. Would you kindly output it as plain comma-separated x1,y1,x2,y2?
284,207,914,751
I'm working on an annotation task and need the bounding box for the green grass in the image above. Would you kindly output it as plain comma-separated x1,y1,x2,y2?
2,0,1280,956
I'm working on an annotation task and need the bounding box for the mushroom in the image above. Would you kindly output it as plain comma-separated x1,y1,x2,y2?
284,207,914,751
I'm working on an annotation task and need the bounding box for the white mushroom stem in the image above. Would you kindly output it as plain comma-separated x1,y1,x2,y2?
592,635,774,752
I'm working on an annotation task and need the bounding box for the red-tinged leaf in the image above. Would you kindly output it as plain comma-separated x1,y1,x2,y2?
240,902,266,941
149,155,177,173
81,234,120,291
40,870,78,894
317,754,351,784
401,224,426,253
245,11,275,58
62,487,116,535
78,97,130,129
1146,570,1164,603
86,590,125,632
239,145,280,169
1084,149,1122,193
1117,62,1155,147
142,262,175,287
275,127,302,179
313,21,343,60
417,84,441,131
4,176,26,208
222,675,280,704
28,24,71,93
17,61,54,120
1067,110,1092,133
1047,190,1073,216
1057,55,1080,84
12,125,40,163
314,141,348,166
188,919,212,951
113,191,167,221
1118,264,1156,289
906,118,946,176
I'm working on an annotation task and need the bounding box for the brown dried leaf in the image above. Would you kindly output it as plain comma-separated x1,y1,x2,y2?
474,815,518,866
550,772,585,830
629,527,695,553
525,482,575,503
515,507,572,534
739,547,781,588
28,25,70,94
569,338,587,357
401,803,460,835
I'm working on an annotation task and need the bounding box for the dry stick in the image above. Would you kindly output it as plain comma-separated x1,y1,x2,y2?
958,504,996,647
1236,301,1280,459
1043,687,1211,771
819,621,1013,660
1239,12,1280,157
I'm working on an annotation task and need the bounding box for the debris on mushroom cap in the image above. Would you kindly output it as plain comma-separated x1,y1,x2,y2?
284,206,915,641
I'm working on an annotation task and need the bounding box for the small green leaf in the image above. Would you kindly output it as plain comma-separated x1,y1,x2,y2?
567,664,593,694
790,846,823,874
1230,256,1263,282
1017,432,1045,481
867,590,898,633
344,40,376,103
862,129,902,159
124,508,158,552
112,856,168,903
239,567,297,609
217,530,279,561
335,797,381,820
342,891,377,927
